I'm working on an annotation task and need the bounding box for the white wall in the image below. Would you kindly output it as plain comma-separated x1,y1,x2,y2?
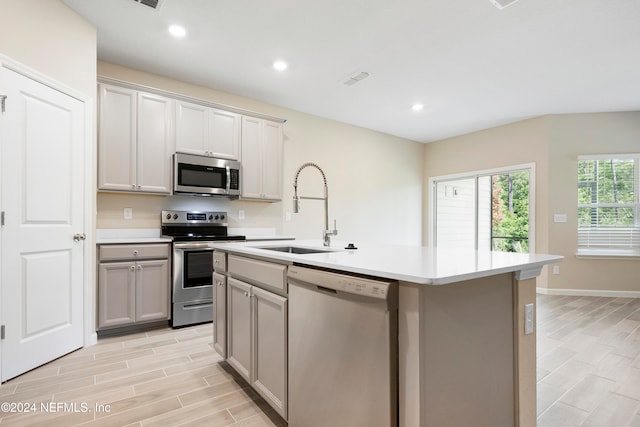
96,62,424,246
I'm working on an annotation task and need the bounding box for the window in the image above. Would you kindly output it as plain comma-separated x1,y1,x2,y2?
430,164,534,253
577,154,640,256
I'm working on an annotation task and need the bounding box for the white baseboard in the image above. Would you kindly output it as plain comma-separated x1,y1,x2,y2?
536,287,640,298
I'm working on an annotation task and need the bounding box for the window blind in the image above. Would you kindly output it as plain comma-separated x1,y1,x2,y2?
577,154,640,255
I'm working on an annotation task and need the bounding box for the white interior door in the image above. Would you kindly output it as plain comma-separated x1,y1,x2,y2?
0,66,85,381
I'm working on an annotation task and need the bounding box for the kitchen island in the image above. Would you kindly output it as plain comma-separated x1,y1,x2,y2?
210,240,562,427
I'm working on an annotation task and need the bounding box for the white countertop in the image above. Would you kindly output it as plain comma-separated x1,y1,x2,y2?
96,228,294,244
96,229,172,244
208,239,563,285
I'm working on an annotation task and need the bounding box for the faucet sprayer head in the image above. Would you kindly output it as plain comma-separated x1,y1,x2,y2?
293,195,300,213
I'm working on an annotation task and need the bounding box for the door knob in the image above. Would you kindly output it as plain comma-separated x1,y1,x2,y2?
73,233,86,242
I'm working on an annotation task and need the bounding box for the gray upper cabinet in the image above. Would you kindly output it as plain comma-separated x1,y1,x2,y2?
98,84,174,194
175,99,241,160
98,81,283,198
241,116,283,201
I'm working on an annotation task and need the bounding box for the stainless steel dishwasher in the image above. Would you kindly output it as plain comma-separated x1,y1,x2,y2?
288,265,398,427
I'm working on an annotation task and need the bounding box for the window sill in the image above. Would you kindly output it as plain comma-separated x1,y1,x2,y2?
576,249,640,259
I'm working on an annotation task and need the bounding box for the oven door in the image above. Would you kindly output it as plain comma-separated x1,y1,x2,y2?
173,243,214,303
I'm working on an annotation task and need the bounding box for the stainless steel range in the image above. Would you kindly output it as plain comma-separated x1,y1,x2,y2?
161,210,245,327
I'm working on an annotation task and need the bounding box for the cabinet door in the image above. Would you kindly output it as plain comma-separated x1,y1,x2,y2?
240,116,262,199
98,262,135,329
137,92,174,193
260,120,283,200
135,259,170,323
98,84,136,191
213,272,227,358
175,100,209,156
209,108,241,160
252,286,288,419
227,277,252,382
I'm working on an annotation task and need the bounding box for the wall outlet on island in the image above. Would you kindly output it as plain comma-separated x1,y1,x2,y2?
238,210,245,220
552,265,560,275
124,207,133,220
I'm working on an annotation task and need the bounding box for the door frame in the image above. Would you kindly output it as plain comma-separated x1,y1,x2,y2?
427,162,536,252
0,54,96,381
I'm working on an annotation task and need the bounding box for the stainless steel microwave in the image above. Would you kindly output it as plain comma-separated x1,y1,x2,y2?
173,153,241,197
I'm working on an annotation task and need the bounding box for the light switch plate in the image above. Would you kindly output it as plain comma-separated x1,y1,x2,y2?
524,303,534,335
554,214,567,223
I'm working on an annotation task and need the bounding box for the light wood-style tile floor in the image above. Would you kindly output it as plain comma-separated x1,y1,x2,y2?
0,324,286,426
537,294,640,427
1,295,640,426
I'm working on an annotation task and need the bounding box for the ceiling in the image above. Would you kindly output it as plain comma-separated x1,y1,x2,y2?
62,0,640,143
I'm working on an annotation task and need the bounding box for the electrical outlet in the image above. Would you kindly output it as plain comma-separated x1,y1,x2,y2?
524,303,534,335
124,207,133,220
238,210,245,220
552,266,560,275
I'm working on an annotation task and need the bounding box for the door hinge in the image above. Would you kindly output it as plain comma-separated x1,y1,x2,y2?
1,211,4,226
1,325,5,340
0,95,6,113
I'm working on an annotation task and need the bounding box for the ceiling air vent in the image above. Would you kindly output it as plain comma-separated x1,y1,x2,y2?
342,71,370,87
490,0,520,9
131,0,164,10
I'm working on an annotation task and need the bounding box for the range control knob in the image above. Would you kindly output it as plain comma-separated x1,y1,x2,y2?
208,214,214,220
173,214,178,220
214,215,219,220
166,213,171,220
220,214,225,220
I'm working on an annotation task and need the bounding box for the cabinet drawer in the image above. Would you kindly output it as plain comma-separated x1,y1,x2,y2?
228,255,287,294
213,251,227,272
99,244,169,261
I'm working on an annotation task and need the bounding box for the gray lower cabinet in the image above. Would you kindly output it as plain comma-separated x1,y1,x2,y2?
213,272,227,357
98,244,170,330
225,275,288,419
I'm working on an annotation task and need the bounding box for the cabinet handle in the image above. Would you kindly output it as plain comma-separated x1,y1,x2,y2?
130,266,135,271
244,291,251,298
137,265,142,271
133,250,138,256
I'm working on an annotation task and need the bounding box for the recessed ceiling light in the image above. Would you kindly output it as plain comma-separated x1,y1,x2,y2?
273,60,288,71
168,25,187,38
412,103,424,111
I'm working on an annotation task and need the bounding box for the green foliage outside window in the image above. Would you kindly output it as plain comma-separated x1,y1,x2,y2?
492,171,529,253
578,159,636,228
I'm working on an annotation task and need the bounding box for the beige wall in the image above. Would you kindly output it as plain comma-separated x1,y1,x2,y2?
0,0,96,98
423,112,640,293
97,62,424,245
547,112,640,293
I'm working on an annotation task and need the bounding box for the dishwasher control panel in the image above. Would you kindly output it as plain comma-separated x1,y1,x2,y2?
289,265,393,300
337,277,389,299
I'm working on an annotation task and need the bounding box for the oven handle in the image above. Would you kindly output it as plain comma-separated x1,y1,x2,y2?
173,242,215,250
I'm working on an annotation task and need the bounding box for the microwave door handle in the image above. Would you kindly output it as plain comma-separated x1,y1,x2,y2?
226,164,231,194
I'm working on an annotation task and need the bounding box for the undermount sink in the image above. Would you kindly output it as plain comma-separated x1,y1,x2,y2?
258,246,335,255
